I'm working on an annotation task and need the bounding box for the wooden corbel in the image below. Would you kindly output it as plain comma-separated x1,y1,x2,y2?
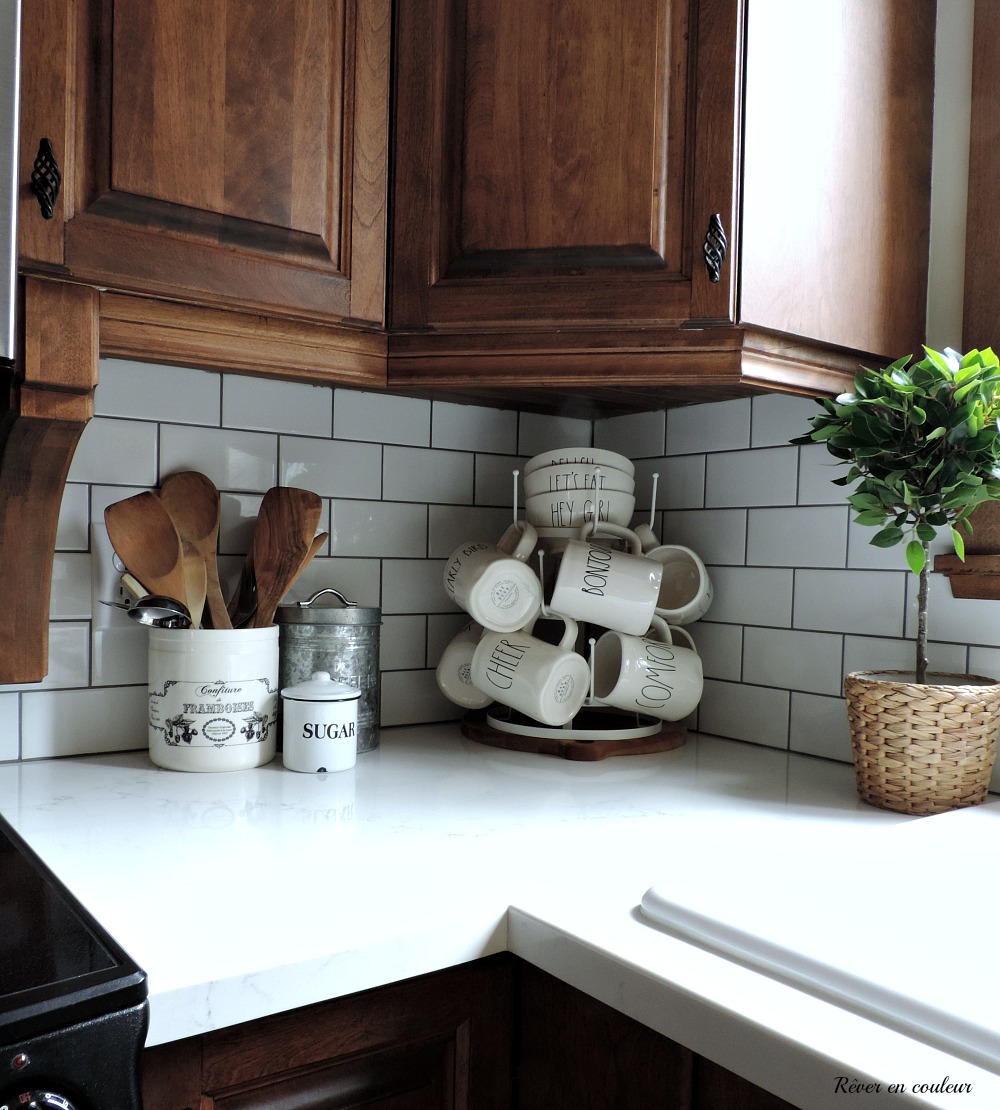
0,278,98,682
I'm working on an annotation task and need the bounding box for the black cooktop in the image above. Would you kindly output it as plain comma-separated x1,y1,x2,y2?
0,812,147,1041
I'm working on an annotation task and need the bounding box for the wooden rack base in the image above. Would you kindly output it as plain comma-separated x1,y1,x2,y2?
460,709,686,761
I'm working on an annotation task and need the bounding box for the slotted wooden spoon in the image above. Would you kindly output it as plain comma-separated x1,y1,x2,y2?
159,471,230,629
104,492,189,609
250,487,323,627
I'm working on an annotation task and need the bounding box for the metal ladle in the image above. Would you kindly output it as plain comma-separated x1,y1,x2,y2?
100,595,193,628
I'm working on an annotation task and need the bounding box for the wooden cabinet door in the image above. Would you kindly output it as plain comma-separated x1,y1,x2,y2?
390,0,740,333
142,959,512,1110
19,0,389,326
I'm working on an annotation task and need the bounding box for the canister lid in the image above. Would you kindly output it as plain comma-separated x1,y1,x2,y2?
281,671,361,701
276,587,381,626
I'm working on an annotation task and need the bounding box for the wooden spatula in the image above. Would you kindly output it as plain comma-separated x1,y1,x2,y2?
250,487,323,627
104,492,188,608
159,471,230,629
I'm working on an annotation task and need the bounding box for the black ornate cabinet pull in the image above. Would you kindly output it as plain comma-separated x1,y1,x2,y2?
702,213,727,283
30,138,62,220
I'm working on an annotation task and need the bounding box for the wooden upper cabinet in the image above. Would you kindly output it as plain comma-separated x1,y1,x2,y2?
388,0,935,407
19,0,390,327
390,0,739,331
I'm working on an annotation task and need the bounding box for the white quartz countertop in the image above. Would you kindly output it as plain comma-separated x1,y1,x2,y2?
0,725,996,1110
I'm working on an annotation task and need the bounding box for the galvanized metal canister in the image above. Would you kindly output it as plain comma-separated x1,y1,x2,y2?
275,588,381,753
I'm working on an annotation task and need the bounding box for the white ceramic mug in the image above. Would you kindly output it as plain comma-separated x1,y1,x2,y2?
443,523,541,632
549,522,664,636
646,544,713,625
593,616,703,721
435,621,493,710
632,522,661,554
471,614,589,727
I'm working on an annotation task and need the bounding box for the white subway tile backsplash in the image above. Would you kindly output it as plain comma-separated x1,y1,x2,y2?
708,566,793,627
662,509,746,565
21,685,148,759
50,554,93,619
280,437,381,499
334,389,431,446
56,484,90,551
698,679,789,748
0,695,18,761
284,557,381,609
518,412,591,456
688,622,742,682
380,615,428,670
382,559,450,616
432,401,517,454
97,358,221,424
428,505,519,560
161,425,277,491
330,500,427,558
796,442,851,505
742,627,843,695
746,505,848,568
92,627,148,686
842,634,967,680
380,670,459,726
476,455,530,508
383,446,474,504
706,446,798,508
667,397,750,455
223,375,333,437
15,360,1000,771
788,692,852,761
595,410,666,458
68,418,159,486
904,572,1000,648
635,455,705,512
795,569,907,638
751,393,816,447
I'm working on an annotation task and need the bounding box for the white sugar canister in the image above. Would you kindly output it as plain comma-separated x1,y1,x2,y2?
281,671,361,773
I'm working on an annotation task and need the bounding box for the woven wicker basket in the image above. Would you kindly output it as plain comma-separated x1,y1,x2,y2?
844,670,1000,816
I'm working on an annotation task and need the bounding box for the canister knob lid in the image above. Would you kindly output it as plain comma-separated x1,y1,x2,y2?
275,588,381,626
281,670,361,701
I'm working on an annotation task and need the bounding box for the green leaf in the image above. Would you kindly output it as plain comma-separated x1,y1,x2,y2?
924,426,947,441
870,524,904,548
951,526,966,561
906,540,926,574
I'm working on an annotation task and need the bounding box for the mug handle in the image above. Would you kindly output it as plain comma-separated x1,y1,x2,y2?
578,519,643,555
645,616,698,653
523,610,579,651
498,519,538,561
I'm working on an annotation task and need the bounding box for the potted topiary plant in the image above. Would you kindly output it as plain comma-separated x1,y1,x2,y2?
793,345,1000,815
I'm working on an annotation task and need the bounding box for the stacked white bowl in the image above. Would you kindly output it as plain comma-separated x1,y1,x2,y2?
523,447,635,532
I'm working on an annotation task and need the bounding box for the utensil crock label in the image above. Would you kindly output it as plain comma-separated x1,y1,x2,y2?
149,677,277,748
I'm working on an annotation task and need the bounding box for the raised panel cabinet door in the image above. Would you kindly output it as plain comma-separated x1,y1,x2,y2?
390,0,741,331
19,0,390,326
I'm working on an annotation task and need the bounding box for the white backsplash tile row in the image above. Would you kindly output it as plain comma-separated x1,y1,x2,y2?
746,505,849,569
96,358,221,424
432,401,518,454
333,389,431,446
382,446,474,504
705,445,799,508
223,374,333,437
13,361,1000,768
0,695,19,760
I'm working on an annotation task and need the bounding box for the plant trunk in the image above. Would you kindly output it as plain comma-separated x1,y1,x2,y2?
916,540,930,684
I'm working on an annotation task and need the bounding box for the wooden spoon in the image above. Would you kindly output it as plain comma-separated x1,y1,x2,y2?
250,487,323,627
159,471,231,629
182,541,207,629
104,492,189,607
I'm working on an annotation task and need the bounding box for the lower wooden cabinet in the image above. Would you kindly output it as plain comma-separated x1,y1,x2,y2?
142,956,798,1110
